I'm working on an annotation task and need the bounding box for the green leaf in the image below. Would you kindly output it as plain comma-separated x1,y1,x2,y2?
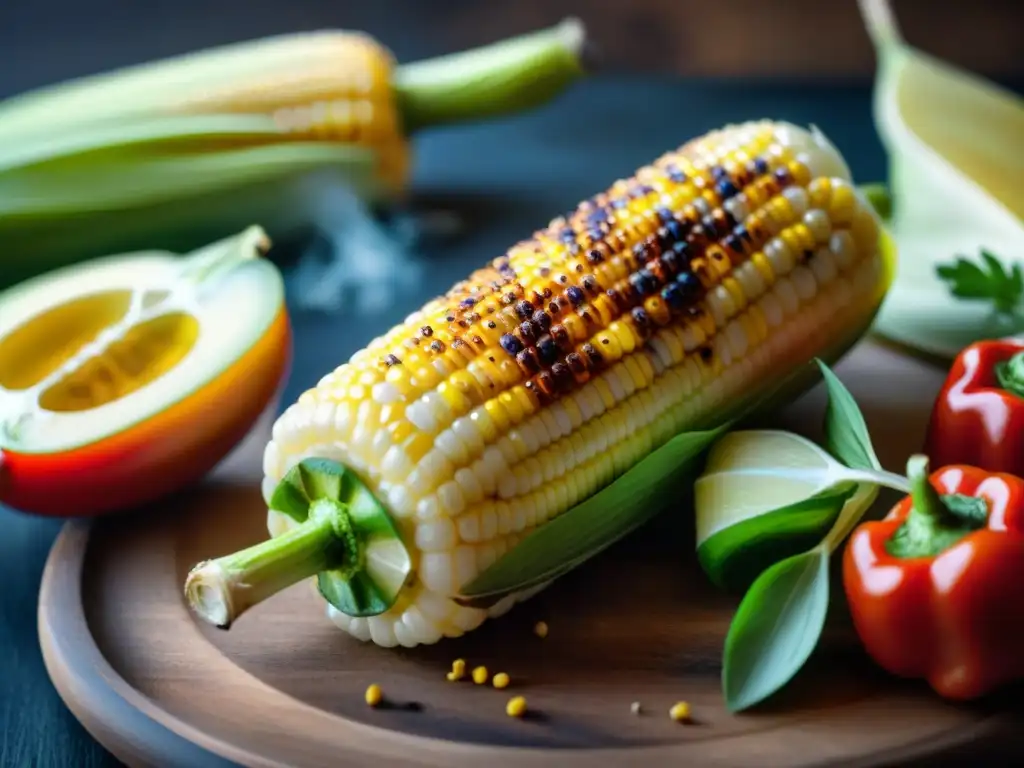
457,423,731,602
0,113,286,174
722,547,831,713
815,359,882,471
0,140,379,217
935,249,1023,315
859,0,1024,360
694,430,899,590
698,485,853,593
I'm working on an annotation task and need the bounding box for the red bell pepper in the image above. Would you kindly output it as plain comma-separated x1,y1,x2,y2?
924,338,1024,475
843,455,1024,700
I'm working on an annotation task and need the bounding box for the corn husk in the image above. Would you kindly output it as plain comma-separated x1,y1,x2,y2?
860,0,1024,359
0,20,588,290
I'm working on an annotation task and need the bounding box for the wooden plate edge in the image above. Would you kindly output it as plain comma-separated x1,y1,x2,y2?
38,519,247,768
36,487,1024,768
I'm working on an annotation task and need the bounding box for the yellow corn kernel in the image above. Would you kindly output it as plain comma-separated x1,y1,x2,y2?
472,666,489,684
446,658,467,681
492,672,511,689
787,159,811,186
534,621,549,638
365,684,383,707
751,252,775,283
506,696,528,718
403,431,435,463
808,177,833,209
828,183,857,226
745,304,769,347
722,276,746,311
437,380,473,415
669,701,691,722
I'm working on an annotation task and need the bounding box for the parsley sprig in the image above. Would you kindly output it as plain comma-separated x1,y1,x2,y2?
936,249,1022,315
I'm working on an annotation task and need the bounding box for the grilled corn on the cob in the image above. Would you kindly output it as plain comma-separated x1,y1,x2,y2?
185,120,892,647
0,19,587,287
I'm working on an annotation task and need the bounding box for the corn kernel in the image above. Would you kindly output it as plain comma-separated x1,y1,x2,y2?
472,666,489,684
669,701,691,722
365,684,383,707
492,672,511,689
534,621,549,638
751,252,775,284
446,658,466,681
808,177,832,209
506,696,528,718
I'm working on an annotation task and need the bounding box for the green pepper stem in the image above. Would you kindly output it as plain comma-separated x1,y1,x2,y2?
906,454,952,524
393,17,589,134
884,454,989,559
184,501,351,629
995,351,1024,398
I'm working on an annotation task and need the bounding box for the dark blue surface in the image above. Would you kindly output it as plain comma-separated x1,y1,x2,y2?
0,76,891,767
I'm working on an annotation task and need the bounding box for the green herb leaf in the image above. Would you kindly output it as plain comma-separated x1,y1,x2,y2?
722,547,831,713
935,250,1023,315
457,423,730,603
694,430,903,590
815,359,881,471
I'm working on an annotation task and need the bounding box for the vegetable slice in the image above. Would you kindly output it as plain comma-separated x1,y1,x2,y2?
0,226,290,517
858,0,1024,359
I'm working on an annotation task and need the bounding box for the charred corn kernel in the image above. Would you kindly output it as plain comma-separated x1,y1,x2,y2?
213,120,890,650
493,672,511,689
506,696,528,718
669,701,691,722
472,666,489,684
534,621,549,638
365,684,383,707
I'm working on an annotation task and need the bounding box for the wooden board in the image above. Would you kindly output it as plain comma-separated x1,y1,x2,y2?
37,339,1024,768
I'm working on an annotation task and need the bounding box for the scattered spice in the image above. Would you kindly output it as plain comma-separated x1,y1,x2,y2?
492,672,510,689
669,701,692,723
534,621,549,639
472,665,490,685
365,684,383,708
506,696,528,718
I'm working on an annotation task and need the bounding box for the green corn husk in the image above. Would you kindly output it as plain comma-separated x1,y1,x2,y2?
858,0,1024,359
0,19,590,289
